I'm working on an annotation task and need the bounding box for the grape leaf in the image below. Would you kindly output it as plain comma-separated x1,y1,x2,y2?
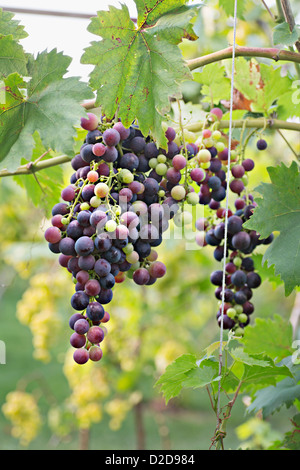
224,58,293,116
193,63,230,105
0,49,94,171
0,34,28,78
13,132,64,214
273,22,300,47
0,8,28,40
247,359,300,418
155,354,198,403
242,315,294,361
218,0,246,19
243,162,300,295
81,2,198,148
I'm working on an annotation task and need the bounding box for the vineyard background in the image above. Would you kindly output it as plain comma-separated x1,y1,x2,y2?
0,0,299,450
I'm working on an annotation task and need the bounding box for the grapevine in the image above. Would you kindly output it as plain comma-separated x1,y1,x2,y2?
45,106,274,364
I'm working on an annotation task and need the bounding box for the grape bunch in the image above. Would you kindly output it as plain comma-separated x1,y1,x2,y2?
45,107,272,363
45,113,181,364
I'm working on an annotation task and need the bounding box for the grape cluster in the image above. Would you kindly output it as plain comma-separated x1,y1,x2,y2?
45,107,272,363
193,115,273,336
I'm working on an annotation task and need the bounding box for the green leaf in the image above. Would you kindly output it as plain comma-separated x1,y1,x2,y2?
273,22,300,47
242,315,294,361
182,359,220,389
0,8,28,40
251,254,283,289
0,34,28,78
81,2,198,148
225,58,291,115
219,0,246,19
13,132,64,214
0,49,94,171
243,162,300,295
193,63,230,105
229,348,273,368
155,353,198,404
247,359,300,418
241,360,293,387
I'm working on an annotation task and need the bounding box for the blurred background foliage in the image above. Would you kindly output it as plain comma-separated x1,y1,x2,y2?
0,0,299,450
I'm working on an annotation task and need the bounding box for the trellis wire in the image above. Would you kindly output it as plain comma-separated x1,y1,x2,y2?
216,0,238,433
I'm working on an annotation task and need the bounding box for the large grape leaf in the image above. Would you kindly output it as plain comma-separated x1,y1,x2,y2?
81,1,199,148
247,357,300,418
244,162,300,296
242,315,294,361
193,63,231,105
0,8,28,40
0,49,94,171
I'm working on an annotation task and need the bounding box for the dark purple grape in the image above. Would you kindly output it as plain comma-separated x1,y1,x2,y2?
59,237,76,256
233,290,247,305
227,215,243,234
246,272,261,288
69,313,84,330
133,268,150,285
70,332,86,348
232,232,251,251
208,176,221,190
94,258,111,277
218,314,235,330
210,270,223,286
86,302,105,322
100,273,115,289
87,326,104,344
71,291,90,311
257,139,267,150
242,159,255,171
241,257,254,271
231,270,247,287
77,210,92,227
75,236,95,257
120,153,139,171
73,348,89,364
78,255,95,271
144,142,159,159
52,202,69,217
211,186,226,202
103,128,120,147
81,144,95,163
66,220,84,240
74,318,90,335
130,137,145,154
96,288,113,304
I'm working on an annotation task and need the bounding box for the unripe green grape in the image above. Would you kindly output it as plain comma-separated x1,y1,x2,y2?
234,327,245,337
94,182,109,198
242,174,249,186
227,308,237,319
61,217,69,225
129,261,140,271
233,257,242,267
212,130,222,141
171,185,186,201
105,220,117,232
200,161,211,169
155,163,168,176
90,196,101,208
238,313,248,324
186,191,199,205
158,190,165,198
149,158,158,169
197,149,211,163
126,251,139,264
203,138,214,148
235,305,244,314
119,169,133,184
80,202,90,211
157,154,167,163
123,243,134,255
216,142,225,152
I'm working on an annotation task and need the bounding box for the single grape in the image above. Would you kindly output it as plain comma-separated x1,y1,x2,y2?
73,348,89,365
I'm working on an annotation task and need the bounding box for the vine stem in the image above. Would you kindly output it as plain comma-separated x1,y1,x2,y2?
186,46,300,70
0,119,299,178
